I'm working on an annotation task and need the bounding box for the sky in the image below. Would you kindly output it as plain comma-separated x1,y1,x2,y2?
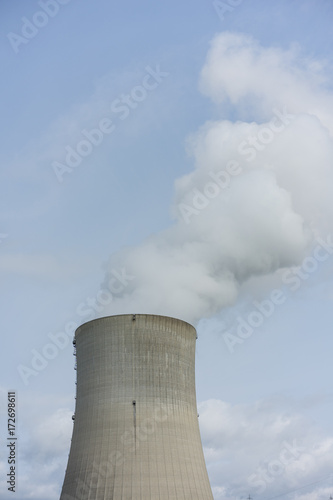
0,0,333,498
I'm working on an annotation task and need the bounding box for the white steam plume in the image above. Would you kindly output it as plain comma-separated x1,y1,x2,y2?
101,33,333,324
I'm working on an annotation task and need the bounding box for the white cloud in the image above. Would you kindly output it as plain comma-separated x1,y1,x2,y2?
0,392,72,499
29,408,73,456
199,398,333,499
199,32,333,134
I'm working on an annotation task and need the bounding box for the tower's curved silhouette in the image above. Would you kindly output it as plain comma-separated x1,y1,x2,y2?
60,314,213,499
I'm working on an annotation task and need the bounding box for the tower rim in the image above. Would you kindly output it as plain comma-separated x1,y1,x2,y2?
74,313,196,336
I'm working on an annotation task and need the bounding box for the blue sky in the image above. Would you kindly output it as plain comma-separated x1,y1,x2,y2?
1,1,333,499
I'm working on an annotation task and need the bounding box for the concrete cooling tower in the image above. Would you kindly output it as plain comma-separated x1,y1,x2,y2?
60,313,214,499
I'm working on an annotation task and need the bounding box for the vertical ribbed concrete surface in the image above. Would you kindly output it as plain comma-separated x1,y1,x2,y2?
60,314,213,500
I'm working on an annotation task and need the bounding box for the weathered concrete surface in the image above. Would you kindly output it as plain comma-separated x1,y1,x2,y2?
60,314,214,499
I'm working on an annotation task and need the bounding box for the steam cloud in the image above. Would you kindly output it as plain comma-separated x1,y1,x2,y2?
102,33,333,324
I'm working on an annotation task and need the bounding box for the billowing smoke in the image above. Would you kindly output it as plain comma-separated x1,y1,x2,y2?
101,32,333,324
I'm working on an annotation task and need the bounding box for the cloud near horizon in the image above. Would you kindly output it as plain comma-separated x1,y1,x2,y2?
199,397,333,500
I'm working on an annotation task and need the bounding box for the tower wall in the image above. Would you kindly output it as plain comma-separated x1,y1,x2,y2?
60,314,213,499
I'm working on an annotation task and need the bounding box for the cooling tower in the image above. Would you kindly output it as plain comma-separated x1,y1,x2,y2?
60,313,214,499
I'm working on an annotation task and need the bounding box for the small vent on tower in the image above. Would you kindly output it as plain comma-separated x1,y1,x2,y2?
132,400,137,453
